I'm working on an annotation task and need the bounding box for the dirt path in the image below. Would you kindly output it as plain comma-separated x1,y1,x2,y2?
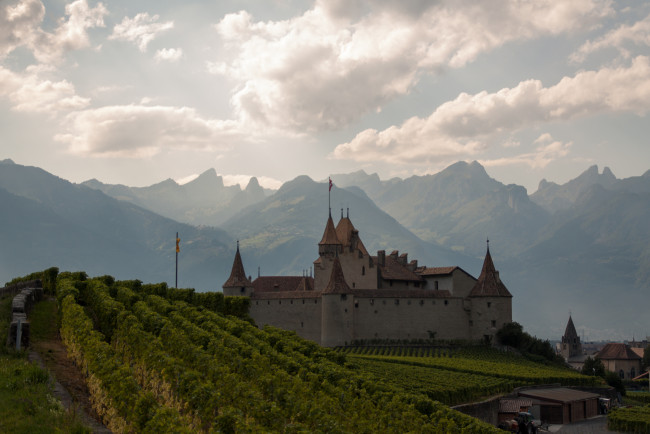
30,298,111,433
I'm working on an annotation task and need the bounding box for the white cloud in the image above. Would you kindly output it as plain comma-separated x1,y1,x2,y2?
333,56,650,165
110,13,173,52
572,14,650,63
0,64,89,113
0,0,106,63
481,134,572,169
211,0,612,133
54,104,243,157
155,47,182,62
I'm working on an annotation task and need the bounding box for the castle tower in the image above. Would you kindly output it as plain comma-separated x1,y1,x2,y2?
560,315,582,360
320,256,354,347
314,213,343,291
468,242,513,342
222,242,254,297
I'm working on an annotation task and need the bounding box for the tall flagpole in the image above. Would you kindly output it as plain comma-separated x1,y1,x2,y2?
175,232,180,288
328,177,332,215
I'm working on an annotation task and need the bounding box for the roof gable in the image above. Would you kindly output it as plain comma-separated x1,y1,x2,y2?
598,343,642,360
319,215,341,245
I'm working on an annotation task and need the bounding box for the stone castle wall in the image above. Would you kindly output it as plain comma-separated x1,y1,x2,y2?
249,296,322,343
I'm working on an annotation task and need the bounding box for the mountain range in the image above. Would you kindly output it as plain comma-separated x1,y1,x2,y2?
1,157,648,341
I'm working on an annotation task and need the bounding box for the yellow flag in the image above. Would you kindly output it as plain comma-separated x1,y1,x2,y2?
176,237,180,253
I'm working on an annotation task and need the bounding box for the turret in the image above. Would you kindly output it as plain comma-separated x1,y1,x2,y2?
320,256,354,347
318,213,341,257
222,241,254,297
469,241,512,342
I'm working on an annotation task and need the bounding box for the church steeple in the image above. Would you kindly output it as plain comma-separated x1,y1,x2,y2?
222,241,254,296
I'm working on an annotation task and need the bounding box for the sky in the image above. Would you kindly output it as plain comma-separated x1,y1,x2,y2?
1,0,650,193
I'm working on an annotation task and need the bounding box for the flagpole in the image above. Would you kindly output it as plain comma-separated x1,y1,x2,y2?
328,177,332,215
175,232,179,288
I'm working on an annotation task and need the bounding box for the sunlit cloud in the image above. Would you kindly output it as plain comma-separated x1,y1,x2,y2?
571,14,650,63
155,47,182,62
110,12,173,52
210,0,612,133
333,56,650,165
55,104,243,158
481,134,572,169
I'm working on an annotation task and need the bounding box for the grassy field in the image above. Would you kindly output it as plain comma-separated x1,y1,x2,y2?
0,294,89,433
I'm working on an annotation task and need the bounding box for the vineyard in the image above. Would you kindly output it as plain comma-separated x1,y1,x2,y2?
608,405,650,432
339,347,598,387
46,271,501,433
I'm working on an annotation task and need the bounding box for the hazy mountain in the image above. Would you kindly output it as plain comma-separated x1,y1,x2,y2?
334,161,549,257
83,169,270,227
0,161,234,290
531,165,617,213
222,175,480,278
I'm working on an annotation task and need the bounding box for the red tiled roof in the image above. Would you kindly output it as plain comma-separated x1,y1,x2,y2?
319,215,341,245
323,257,350,294
252,276,314,292
223,247,252,288
377,256,423,282
597,343,642,360
419,266,458,276
335,217,369,255
468,247,512,297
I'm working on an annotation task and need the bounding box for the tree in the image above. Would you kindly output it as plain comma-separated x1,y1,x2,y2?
580,356,606,377
642,346,650,371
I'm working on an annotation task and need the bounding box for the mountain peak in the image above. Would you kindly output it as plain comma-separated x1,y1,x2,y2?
0,159,15,165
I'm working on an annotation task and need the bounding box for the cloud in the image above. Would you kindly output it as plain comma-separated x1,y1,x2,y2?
54,104,243,157
210,0,612,133
110,12,173,52
155,47,182,62
332,56,650,165
0,65,89,113
572,14,650,63
481,134,572,169
0,0,106,63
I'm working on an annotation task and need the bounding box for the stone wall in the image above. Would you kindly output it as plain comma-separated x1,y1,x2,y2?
3,282,44,349
250,296,322,342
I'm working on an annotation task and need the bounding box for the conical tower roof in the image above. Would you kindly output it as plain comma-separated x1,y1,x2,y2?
469,243,512,297
319,214,341,245
223,243,253,288
335,214,369,255
322,256,350,294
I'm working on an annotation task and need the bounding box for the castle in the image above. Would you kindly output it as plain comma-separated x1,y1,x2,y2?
223,210,512,347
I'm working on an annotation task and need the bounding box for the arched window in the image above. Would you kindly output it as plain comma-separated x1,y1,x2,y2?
619,370,625,379
362,266,365,276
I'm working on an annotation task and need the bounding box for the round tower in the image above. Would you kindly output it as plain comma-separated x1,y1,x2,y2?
320,256,354,347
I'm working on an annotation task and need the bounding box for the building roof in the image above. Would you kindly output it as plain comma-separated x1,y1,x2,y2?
468,245,512,297
518,388,600,403
597,343,642,360
419,266,458,276
223,244,253,288
335,216,369,255
252,276,314,292
322,257,350,294
563,316,579,341
319,214,341,245
377,256,424,282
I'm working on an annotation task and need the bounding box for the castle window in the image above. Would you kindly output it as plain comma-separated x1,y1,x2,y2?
315,300,318,304
370,299,374,305
241,287,245,293
290,300,293,304
632,367,636,378
389,280,393,287
407,300,411,305
434,281,439,290
354,302,359,308
491,320,496,327
341,294,347,301
267,301,270,305
419,300,424,306
444,300,448,306
619,370,625,379
395,299,399,305
301,321,304,328
383,300,386,305
414,282,420,288
487,302,491,308
255,301,258,305
279,300,281,304
344,308,348,313
302,299,305,304
352,282,355,288
362,266,365,275
374,310,378,314
469,320,474,326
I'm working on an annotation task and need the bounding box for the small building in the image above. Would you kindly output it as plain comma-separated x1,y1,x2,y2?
559,315,589,370
597,343,642,380
518,388,600,425
498,399,532,424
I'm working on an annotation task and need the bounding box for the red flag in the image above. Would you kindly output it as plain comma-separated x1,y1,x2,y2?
329,177,332,191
